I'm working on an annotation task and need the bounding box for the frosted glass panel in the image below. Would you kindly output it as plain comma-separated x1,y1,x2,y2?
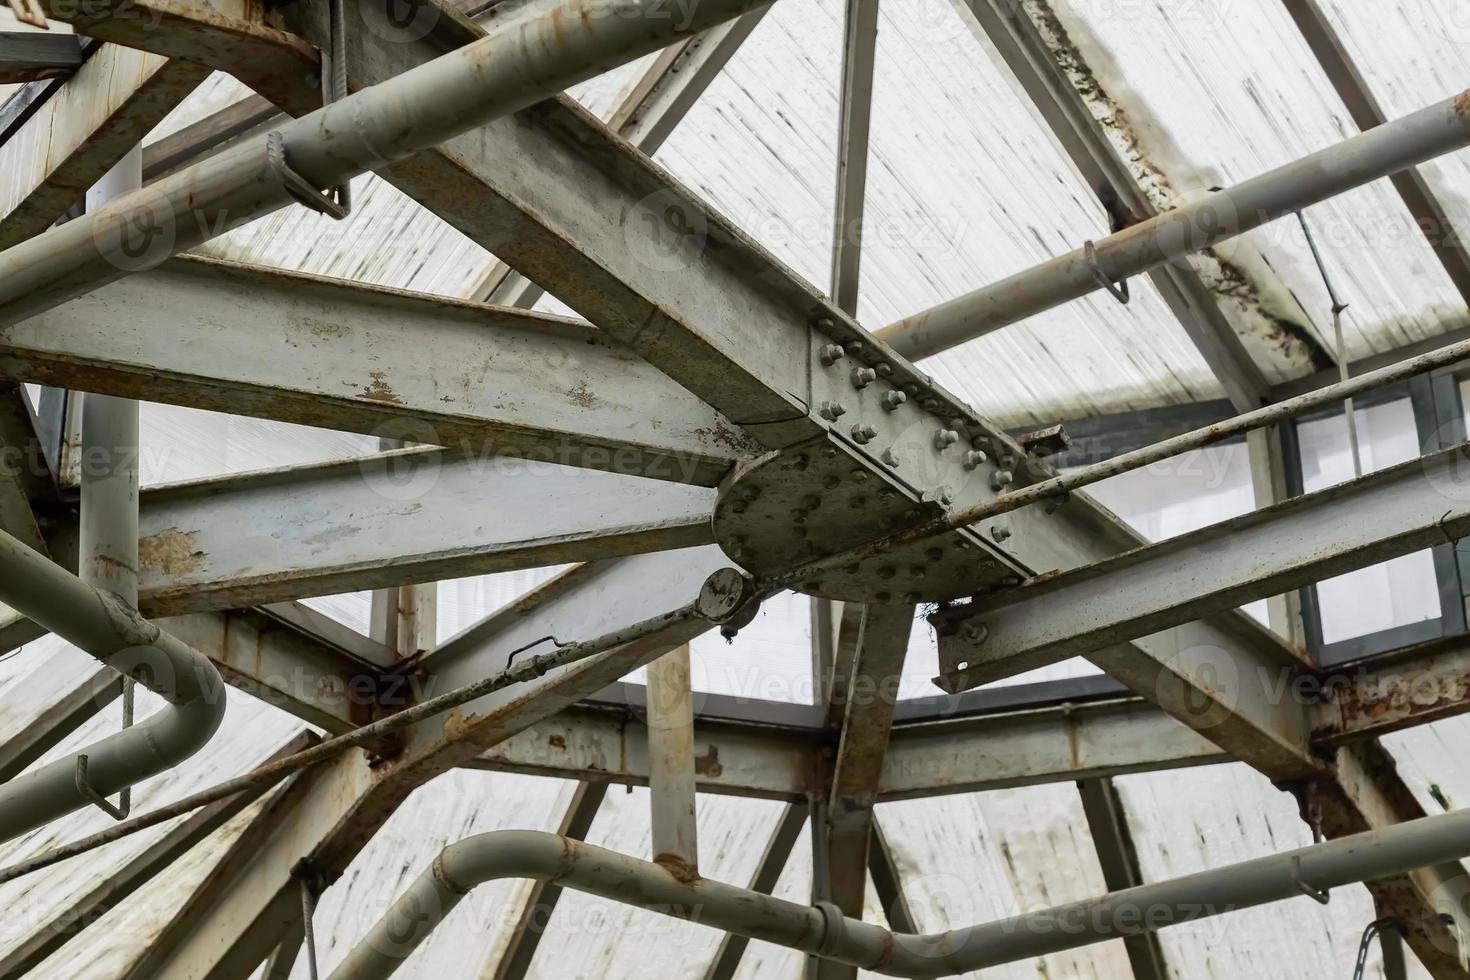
1298,399,1440,644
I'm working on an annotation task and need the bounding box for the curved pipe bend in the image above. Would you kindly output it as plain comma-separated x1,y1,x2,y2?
332,808,1470,979
0,530,225,842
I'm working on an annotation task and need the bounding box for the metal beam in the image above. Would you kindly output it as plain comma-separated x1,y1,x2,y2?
0,732,316,979
0,43,206,249
647,644,699,870
702,801,807,980
867,816,917,934
141,93,279,183
0,666,122,783
1077,778,1169,980
478,782,608,980
133,449,715,615
1313,637,1470,746
935,445,1470,692
830,0,879,314
5,255,751,487
0,31,81,83
141,550,723,977
953,0,1271,412
0,382,49,553
471,10,769,306
1280,0,1470,305
822,603,911,973
34,0,320,115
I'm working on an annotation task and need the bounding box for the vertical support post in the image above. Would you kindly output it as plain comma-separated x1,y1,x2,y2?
647,643,698,872
1077,777,1169,980
830,0,880,314
1248,425,1305,645
479,782,609,980
702,802,808,980
371,585,437,659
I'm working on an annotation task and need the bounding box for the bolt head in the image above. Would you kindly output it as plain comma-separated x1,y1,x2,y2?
962,623,989,645
935,428,960,450
819,343,846,366
964,449,988,471
851,424,878,444
852,367,878,389
819,400,847,421
991,470,1014,492
990,525,1012,543
882,390,907,412
881,448,901,467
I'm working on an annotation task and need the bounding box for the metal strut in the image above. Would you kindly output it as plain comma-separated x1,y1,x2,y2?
295,859,326,980
1084,239,1129,304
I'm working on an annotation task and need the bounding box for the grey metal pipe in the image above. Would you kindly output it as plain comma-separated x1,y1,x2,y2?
876,90,1470,360
0,529,224,841
331,808,1470,978
0,0,769,326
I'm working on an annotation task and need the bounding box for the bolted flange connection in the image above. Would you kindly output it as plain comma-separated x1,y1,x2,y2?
696,568,762,635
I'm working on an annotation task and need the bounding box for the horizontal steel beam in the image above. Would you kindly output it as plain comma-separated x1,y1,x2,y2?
937,445,1470,690
134,449,714,614
475,696,1229,800
5,256,750,486
0,31,82,83
1313,637,1470,745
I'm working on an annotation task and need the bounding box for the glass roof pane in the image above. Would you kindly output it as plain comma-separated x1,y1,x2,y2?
862,0,1220,426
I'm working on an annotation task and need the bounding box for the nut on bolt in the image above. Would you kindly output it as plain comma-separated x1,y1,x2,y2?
851,367,878,389
962,623,989,645
851,424,878,445
963,449,988,471
991,470,1014,492
881,390,907,412
934,428,960,450
990,525,1012,543
820,400,847,421
819,343,846,366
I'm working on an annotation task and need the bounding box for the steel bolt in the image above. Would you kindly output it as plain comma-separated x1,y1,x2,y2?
881,390,907,412
812,316,835,333
875,362,893,377
851,423,878,444
819,400,847,421
881,448,901,467
963,449,988,471
934,428,960,450
990,525,1012,543
819,343,846,366
851,366,878,389
991,470,1014,491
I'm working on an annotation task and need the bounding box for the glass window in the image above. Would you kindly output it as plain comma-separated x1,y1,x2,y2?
1297,398,1440,645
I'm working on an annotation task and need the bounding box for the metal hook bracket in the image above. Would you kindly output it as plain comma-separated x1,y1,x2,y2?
267,133,350,221
75,754,129,821
1085,240,1130,305
1292,856,1330,905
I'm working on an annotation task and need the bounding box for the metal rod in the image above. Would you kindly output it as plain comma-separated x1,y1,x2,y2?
0,600,706,884
647,643,699,873
0,0,770,327
1297,209,1362,477
79,144,143,822
325,807,1470,979
875,90,1470,360
765,325,1470,591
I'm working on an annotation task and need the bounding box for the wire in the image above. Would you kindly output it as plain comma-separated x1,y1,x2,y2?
1298,210,1362,479
1352,918,1398,980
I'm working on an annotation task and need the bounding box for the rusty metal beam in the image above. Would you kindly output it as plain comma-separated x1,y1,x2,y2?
34,0,319,115
137,550,722,978
1313,637,1470,746
478,782,608,980
6,255,751,488
0,43,206,249
1280,0,1470,306
131,450,715,615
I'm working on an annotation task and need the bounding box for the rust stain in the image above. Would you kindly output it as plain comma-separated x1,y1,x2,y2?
694,745,723,778
654,854,702,884
1456,91,1470,134
565,380,597,408
548,733,567,749
360,371,403,404
138,527,205,575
